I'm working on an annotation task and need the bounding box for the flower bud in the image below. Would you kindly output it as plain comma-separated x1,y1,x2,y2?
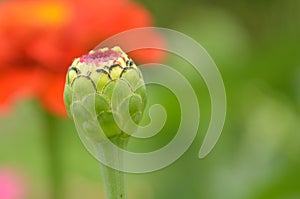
64,46,147,140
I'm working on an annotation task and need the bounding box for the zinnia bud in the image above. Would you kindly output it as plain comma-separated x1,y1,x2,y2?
64,46,147,140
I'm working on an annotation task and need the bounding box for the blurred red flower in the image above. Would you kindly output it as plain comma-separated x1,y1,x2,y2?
0,0,164,117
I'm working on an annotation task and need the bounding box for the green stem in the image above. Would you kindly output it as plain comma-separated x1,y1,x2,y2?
44,111,63,199
100,137,128,199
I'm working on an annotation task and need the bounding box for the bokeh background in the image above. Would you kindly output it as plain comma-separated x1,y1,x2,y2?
1,0,300,199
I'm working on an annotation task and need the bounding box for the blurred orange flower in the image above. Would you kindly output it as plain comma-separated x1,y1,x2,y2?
0,0,163,117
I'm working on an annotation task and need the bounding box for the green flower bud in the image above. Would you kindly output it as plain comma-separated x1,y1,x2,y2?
64,46,147,140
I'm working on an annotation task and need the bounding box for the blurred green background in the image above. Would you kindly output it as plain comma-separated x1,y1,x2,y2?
1,0,300,198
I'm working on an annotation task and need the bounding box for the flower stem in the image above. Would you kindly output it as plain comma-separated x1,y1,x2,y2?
100,137,128,199
44,111,64,199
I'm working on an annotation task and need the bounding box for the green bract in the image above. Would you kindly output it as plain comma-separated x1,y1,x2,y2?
64,46,147,140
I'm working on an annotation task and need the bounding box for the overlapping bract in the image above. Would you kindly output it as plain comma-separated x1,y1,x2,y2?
64,47,147,139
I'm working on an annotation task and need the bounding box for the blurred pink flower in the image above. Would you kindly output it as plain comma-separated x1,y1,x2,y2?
0,168,27,199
